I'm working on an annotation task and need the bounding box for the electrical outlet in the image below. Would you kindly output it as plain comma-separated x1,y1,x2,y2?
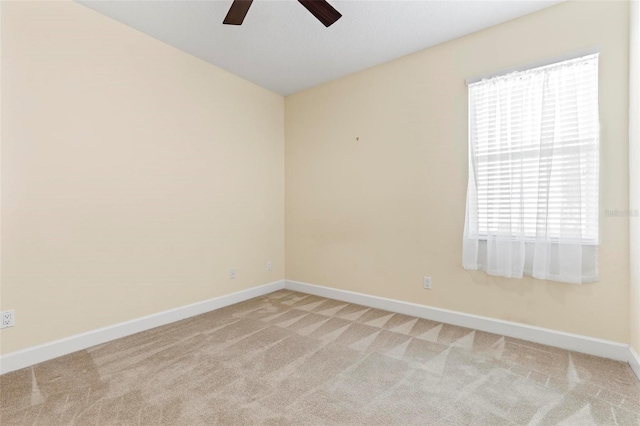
1,310,15,329
230,269,236,279
423,277,432,290
266,261,272,271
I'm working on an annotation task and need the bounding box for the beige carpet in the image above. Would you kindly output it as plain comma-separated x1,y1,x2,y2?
1,290,639,425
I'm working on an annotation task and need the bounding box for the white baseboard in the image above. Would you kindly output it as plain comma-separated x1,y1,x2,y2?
0,280,285,375
3,278,636,381
284,280,631,363
630,347,640,380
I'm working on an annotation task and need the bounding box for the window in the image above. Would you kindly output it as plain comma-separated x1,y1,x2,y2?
463,54,599,284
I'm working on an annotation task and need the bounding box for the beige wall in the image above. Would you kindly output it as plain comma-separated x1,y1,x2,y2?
0,0,633,356
0,1,285,355
631,0,640,354
285,1,631,343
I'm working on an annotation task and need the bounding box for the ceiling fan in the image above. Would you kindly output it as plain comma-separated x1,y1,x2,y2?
223,0,342,28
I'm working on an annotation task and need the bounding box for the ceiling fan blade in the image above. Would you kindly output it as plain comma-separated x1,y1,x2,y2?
298,0,342,27
223,0,254,25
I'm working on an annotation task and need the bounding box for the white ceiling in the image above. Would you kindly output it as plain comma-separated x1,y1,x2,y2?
78,0,563,95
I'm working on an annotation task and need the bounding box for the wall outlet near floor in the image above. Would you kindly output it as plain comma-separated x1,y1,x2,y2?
230,269,237,279
423,277,432,290
1,310,15,329
266,261,272,271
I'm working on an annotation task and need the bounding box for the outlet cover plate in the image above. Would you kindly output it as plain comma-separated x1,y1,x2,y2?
1,310,15,328
423,277,432,290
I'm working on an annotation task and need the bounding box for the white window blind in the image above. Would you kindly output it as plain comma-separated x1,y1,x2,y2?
463,54,599,284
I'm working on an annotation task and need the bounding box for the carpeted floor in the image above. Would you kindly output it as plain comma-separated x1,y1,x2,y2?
1,290,639,425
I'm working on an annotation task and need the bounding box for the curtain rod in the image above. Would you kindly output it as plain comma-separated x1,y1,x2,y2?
465,46,601,85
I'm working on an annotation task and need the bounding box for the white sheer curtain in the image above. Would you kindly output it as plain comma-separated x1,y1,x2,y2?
463,54,599,284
